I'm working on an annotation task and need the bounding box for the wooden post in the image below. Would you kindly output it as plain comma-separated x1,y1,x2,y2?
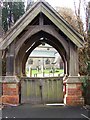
6,54,14,76
64,42,84,106
6,43,15,76
39,13,44,25
69,43,79,76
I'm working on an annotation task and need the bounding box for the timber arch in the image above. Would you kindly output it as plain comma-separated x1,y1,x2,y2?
16,30,68,77
0,0,84,105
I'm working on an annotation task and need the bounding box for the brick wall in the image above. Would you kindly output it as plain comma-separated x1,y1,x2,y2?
2,83,19,105
65,83,84,106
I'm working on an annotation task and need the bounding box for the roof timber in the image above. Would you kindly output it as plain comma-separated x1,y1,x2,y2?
40,3,84,47
0,0,84,50
15,25,69,56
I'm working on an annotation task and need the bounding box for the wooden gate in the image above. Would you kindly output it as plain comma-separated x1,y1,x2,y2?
21,77,63,104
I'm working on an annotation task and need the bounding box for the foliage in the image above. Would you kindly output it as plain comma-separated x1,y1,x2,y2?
73,0,90,75
80,32,90,103
2,2,8,32
1,1,25,74
56,1,90,76
12,2,25,23
81,76,90,104
57,7,84,35
79,32,90,75
81,76,88,91
2,1,25,32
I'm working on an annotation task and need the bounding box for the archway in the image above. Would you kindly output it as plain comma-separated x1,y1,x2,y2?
14,29,68,104
0,0,84,105
15,31,68,77
25,43,64,77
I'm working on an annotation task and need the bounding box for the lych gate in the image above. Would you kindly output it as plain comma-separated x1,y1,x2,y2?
0,0,84,105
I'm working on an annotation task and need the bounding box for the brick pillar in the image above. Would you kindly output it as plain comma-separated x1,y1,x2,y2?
2,82,19,105
2,76,20,105
64,76,84,106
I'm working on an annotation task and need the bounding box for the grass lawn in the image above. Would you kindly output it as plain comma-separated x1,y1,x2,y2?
26,68,64,77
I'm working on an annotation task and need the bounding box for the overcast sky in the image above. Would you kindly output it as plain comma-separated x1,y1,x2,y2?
34,0,76,9
34,0,89,9
33,0,90,27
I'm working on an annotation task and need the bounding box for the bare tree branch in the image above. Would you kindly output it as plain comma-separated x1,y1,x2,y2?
73,0,77,17
78,0,81,16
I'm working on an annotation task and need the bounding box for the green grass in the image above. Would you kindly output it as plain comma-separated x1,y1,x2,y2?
26,68,64,76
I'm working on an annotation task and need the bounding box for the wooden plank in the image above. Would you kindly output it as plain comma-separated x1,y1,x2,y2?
69,42,79,76
21,77,63,104
21,80,27,103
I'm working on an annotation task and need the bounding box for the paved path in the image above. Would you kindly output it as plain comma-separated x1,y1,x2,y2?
2,104,90,119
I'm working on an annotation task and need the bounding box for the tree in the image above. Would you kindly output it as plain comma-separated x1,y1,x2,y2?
73,1,90,104
2,1,25,32
56,1,90,75
56,7,84,35
13,1,25,23
2,2,8,32
73,0,88,39
74,0,90,75
2,1,25,75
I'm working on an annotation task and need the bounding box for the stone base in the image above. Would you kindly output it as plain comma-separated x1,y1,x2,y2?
64,76,84,106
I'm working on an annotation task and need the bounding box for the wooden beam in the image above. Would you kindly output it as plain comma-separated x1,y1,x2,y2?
39,12,44,25
15,25,69,57
69,42,79,76
41,4,84,47
1,1,84,50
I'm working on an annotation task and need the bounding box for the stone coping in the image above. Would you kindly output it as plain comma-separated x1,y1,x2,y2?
66,76,90,84
21,76,64,79
0,76,19,83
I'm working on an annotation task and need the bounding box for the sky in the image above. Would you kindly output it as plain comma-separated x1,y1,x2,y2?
34,0,89,9
34,0,76,9
33,0,90,28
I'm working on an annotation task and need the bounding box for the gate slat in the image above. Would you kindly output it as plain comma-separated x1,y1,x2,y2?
21,77,63,104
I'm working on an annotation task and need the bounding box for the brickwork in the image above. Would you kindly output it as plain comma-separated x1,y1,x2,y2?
67,84,82,96
3,83,19,95
2,95,19,105
65,77,84,106
66,96,84,105
2,83,19,105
